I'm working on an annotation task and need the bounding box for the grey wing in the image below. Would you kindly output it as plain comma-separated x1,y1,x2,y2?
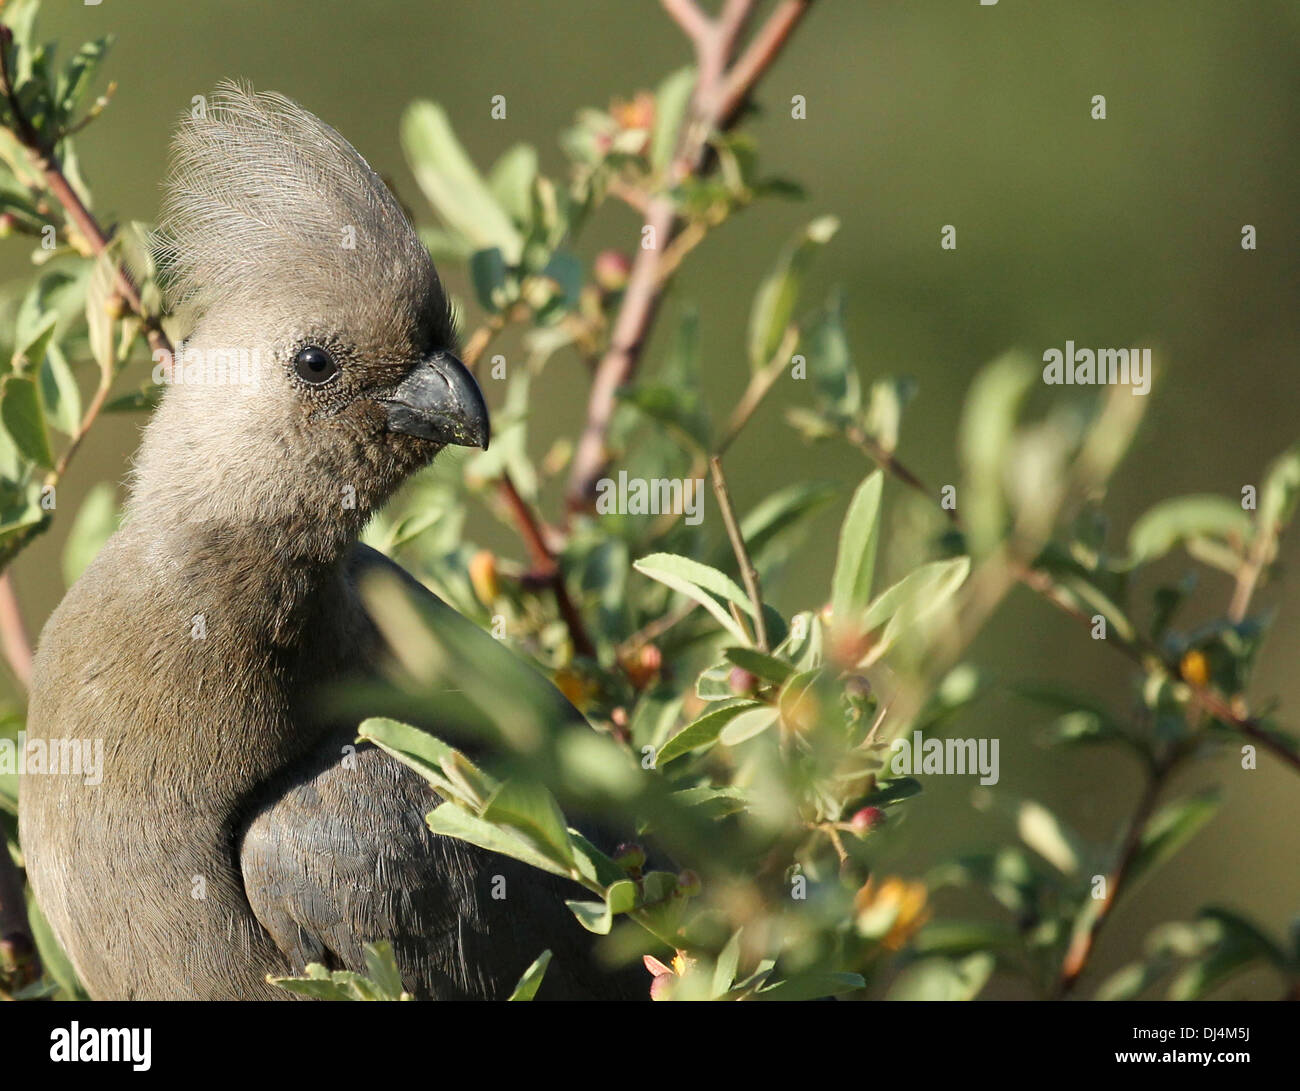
239,737,642,999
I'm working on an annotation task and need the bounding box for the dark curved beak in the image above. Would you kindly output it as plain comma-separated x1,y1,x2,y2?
384,352,489,450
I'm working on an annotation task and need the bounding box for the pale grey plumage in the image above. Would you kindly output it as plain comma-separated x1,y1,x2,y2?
19,86,636,1000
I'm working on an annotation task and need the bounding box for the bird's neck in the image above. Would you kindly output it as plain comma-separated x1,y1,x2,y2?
125,394,379,648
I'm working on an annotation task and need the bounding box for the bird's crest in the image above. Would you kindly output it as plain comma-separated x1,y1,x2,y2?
156,82,447,337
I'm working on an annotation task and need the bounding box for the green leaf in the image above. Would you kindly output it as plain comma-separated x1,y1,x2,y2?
912,920,1017,958
539,250,583,312
862,376,917,454
723,646,794,685
102,385,163,414
633,552,755,644
618,384,709,449
804,288,860,414
359,717,465,799
1257,444,1300,541
567,831,628,889
481,779,576,870
269,974,356,1001
747,215,839,371
885,954,994,1001
401,100,523,263
670,784,748,817
55,36,112,124
26,896,87,999
1016,800,1083,876
468,246,509,312
38,341,80,436
362,941,407,1000
856,777,923,807
862,556,971,658
734,481,838,571
1169,910,1283,1000
651,66,695,172
366,717,501,811
753,971,865,1001
487,143,539,226
1199,907,1288,966
1129,789,1221,886
565,879,637,936
425,801,570,878
1128,495,1252,564
507,949,552,1000
718,705,780,746
12,310,56,371
657,701,760,764
61,481,118,586
1,375,53,467
712,928,742,997
829,471,883,630
959,353,1036,554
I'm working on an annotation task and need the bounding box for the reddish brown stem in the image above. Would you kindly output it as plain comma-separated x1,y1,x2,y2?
496,474,595,659
0,573,32,690
565,0,814,516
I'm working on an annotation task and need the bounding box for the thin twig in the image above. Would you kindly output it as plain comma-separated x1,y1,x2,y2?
617,599,698,658
845,422,957,524
661,0,712,44
717,327,797,456
1021,566,1300,773
834,403,1300,775
709,455,767,650
1055,754,1178,997
495,474,595,659
566,0,814,516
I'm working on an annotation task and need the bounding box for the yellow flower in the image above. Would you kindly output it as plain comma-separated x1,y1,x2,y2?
853,876,930,950
1179,649,1210,688
554,667,595,711
467,550,500,606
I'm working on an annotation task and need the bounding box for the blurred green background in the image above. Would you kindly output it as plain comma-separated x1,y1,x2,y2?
3,0,1297,997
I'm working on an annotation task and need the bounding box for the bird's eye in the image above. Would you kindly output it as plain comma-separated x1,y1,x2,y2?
294,345,338,385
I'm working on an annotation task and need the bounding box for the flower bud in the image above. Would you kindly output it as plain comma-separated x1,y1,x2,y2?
614,842,646,872
467,550,500,606
621,642,662,690
850,806,885,834
728,667,759,695
1179,648,1209,688
593,249,632,293
844,675,871,701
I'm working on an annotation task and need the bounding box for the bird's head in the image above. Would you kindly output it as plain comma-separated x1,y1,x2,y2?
138,83,487,535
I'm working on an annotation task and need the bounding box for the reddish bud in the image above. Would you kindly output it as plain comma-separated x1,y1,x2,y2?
621,642,662,690
851,807,885,833
593,249,632,293
728,667,759,695
676,869,702,897
844,675,871,701
614,842,646,872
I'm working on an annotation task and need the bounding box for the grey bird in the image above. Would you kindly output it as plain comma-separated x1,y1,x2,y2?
19,84,637,1000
